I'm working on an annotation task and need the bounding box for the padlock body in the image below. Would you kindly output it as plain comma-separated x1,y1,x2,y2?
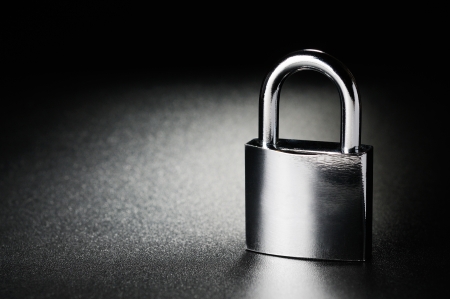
245,139,373,261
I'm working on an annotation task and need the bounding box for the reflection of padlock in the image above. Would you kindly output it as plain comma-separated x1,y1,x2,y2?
245,50,373,261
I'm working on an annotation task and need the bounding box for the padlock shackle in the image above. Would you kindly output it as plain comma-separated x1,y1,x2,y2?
259,49,361,154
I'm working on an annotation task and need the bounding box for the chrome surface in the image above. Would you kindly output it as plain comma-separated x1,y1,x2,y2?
245,140,373,261
259,49,360,154
246,50,373,261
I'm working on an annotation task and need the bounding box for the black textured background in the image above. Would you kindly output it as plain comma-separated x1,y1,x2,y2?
1,4,448,298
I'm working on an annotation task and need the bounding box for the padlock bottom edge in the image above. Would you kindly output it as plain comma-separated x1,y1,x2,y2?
245,248,366,262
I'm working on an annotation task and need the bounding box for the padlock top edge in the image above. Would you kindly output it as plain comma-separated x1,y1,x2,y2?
246,138,373,156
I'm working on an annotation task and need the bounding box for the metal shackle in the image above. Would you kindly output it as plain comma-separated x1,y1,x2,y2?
259,49,361,154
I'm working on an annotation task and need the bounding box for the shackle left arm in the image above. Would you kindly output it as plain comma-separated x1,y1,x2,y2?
258,49,361,154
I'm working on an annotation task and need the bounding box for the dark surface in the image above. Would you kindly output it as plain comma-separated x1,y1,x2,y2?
0,66,448,298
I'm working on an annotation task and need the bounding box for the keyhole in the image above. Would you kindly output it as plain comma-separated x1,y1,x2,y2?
279,70,341,143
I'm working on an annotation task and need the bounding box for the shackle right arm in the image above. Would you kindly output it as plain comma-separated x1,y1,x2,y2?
258,49,361,154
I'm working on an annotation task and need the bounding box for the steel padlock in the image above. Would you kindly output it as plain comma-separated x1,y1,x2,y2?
245,49,373,261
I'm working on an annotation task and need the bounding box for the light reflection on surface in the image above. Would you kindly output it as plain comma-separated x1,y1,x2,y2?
233,251,371,299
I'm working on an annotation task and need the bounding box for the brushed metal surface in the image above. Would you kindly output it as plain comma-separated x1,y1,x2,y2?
245,139,373,261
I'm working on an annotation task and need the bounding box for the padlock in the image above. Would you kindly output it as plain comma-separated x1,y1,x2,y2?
245,49,373,261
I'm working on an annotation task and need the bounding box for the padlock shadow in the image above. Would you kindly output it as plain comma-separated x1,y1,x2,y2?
228,250,375,299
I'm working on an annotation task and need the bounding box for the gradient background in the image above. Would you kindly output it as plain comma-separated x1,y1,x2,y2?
1,3,447,298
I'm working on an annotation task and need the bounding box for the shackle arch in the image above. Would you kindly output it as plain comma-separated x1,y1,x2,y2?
258,49,361,154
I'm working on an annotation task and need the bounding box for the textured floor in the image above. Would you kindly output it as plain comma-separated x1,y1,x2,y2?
1,69,447,298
